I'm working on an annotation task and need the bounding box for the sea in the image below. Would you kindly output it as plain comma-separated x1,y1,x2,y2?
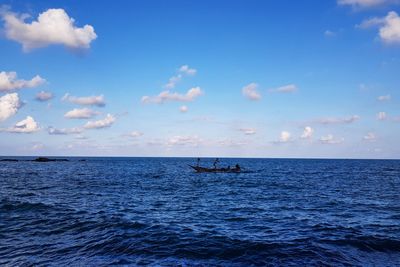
0,157,399,266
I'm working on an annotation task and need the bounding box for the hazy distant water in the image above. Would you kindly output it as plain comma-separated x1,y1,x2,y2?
1,157,399,266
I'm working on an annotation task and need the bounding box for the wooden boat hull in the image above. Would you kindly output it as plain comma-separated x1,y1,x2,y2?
189,165,240,173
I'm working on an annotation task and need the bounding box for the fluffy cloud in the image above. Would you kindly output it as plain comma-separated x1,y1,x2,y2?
279,131,291,142
301,126,314,139
377,111,387,120
179,65,197,76
319,134,344,144
48,127,83,135
35,91,53,101
179,105,188,113
7,116,39,133
84,114,115,129
379,12,400,44
64,108,100,119
0,71,45,91
141,87,203,104
0,93,21,121
363,132,377,141
165,75,182,90
269,84,298,93
239,128,256,135
165,65,197,89
2,8,97,51
62,93,105,107
242,83,261,101
317,115,360,124
358,17,386,29
338,0,395,8
358,11,400,44
377,94,391,101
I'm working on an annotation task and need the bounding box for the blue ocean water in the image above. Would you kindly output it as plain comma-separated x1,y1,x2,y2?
0,157,399,266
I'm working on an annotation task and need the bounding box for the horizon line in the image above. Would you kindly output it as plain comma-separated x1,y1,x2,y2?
1,155,399,160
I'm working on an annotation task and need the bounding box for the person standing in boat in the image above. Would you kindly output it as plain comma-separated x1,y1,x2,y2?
196,158,200,167
213,158,220,169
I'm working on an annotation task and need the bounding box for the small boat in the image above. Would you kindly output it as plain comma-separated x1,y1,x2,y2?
189,165,241,173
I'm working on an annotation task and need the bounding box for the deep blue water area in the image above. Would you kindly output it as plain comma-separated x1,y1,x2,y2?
1,157,399,266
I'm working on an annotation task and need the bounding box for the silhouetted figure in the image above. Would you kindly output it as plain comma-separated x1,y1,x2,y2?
197,158,200,167
213,158,220,169
235,164,241,171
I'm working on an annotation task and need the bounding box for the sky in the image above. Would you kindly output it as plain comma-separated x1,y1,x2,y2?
0,0,399,158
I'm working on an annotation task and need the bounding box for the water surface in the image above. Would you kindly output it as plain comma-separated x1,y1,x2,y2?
1,158,399,266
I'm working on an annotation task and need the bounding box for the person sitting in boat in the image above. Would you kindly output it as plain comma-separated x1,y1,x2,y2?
234,164,241,171
213,158,220,169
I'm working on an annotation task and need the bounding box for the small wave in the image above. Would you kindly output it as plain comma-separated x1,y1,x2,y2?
32,186,53,191
321,236,400,252
224,217,249,222
0,199,53,212
15,192,36,197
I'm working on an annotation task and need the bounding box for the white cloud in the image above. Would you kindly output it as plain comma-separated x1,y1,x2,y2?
317,115,360,124
179,105,188,113
269,84,298,93
279,131,291,142
165,65,197,89
7,116,39,133
301,126,314,139
379,12,400,44
84,114,115,129
48,126,83,135
141,87,203,104
357,17,385,29
64,108,99,119
324,30,337,37
179,65,197,76
338,0,395,8
35,91,53,101
242,83,261,101
0,71,45,91
74,134,88,140
129,131,143,137
239,128,256,135
377,111,387,120
0,93,21,121
2,8,97,51
165,74,182,90
218,138,248,147
166,135,202,146
62,93,105,107
377,94,391,101
363,132,377,141
319,134,344,144
358,11,400,44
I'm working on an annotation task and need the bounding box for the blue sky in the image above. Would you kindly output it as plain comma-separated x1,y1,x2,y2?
0,0,399,158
